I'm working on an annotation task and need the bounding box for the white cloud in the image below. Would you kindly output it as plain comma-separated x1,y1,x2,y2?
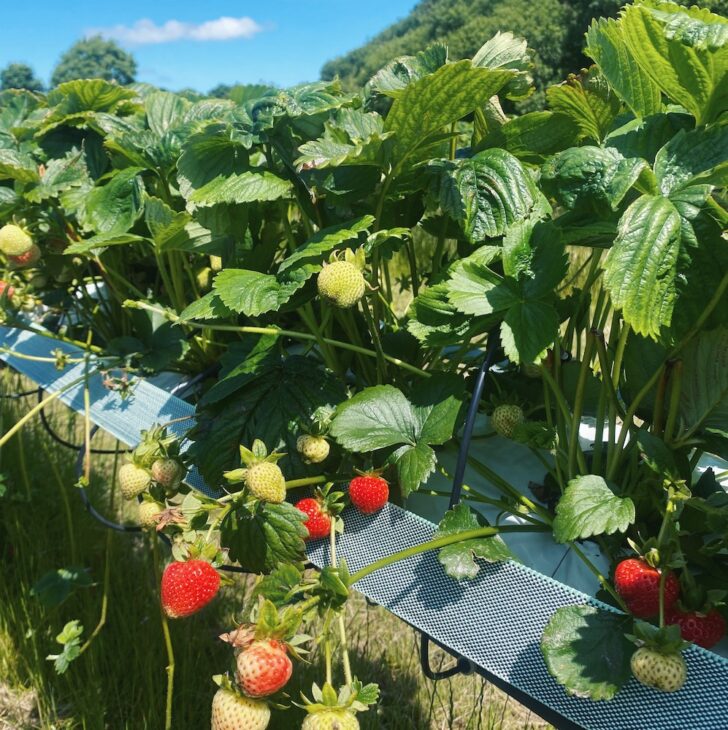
89,16,264,45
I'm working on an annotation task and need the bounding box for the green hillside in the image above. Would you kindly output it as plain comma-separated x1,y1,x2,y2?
322,0,727,102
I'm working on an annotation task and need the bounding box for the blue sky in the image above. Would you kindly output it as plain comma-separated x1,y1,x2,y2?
1,1,417,92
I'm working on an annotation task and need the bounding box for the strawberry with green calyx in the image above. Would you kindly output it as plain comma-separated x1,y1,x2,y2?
138,497,165,530
236,640,292,698
297,435,330,464
317,249,366,309
297,406,335,465
627,622,688,693
151,457,185,489
211,675,271,730
298,681,379,730
220,600,309,698
225,440,287,504
295,484,345,541
161,547,222,618
490,404,525,439
665,573,726,649
0,224,33,256
614,555,680,619
348,471,388,514
118,461,152,500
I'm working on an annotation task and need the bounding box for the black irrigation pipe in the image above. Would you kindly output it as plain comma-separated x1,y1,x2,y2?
419,330,500,681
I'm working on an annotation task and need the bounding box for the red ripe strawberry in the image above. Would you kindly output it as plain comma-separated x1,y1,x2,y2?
0,281,15,299
236,639,292,698
614,558,680,618
666,607,726,649
295,497,331,540
348,475,389,514
160,559,220,618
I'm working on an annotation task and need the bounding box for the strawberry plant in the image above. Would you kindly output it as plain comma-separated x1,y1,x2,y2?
2,0,728,724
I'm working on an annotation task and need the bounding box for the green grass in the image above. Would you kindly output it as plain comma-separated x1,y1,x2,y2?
0,369,549,729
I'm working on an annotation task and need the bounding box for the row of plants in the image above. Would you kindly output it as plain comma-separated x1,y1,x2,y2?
1,0,727,726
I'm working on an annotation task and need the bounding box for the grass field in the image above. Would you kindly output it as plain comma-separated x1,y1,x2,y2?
0,368,549,730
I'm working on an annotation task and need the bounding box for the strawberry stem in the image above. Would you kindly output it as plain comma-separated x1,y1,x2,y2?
285,476,328,490
128,301,430,379
348,524,546,585
152,537,175,730
329,519,353,686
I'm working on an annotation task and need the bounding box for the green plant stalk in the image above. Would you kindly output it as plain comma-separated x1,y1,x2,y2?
406,239,420,297
15,421,31,500
360,296,389,384
426,486,547,528
152,537,175,730
329,519,353,686
466,455,553,523
39,435,77,563
664,360,684,444
129,301,430,379
606,268,728,479
542,375,565,489
77,530,112,658
607,264,728,479
541,363,587,475
298,304,341,374
568,332,596,478
285,476,328,490
349,524,546,585
567,540,628,612
592,345,609,476
0,373,92,450
651,364,670,438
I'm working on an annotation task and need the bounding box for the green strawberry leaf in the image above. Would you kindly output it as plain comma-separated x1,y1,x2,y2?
390,443,437,499
254,564,304,606
188,347,346,486
603,195,682,339
553,475,635,543
83,167,145,235
410,373,466,446
31,567,94,608
541,605,632,701
329,385,417,451
46,620,84,675
190,170,293,206
221,501,308,574
436,505,516,580
330,376,465,495
429,148,539,242
678,327,728,438
384,60,514,170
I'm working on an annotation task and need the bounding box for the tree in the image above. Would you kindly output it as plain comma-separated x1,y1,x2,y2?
0,63,43,92
51,36,137,87
322,0,727,98
208,83,234,98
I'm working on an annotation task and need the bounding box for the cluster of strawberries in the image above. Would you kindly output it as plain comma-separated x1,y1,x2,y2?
614,557,726,692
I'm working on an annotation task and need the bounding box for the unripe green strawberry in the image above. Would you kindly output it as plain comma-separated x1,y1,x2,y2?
138,500,165,530
246,462,286,503
151,458,184,488
491,405,524,439
302,710,359,730
631,648,686,692
211,688,270,730
317,261,365,308
8,243,41,269
118,463,152,500
0,224,32,256
296,434,330,464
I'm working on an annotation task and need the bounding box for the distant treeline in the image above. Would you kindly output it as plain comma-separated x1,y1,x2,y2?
321,0,728,106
